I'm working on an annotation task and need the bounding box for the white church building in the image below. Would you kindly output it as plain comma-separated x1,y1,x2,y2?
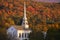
7,2,32,40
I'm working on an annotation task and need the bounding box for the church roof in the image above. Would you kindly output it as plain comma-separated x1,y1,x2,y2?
10,25,30,30
13,25,24,30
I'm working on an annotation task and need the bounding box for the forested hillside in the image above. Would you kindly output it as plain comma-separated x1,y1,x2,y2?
0,0,60,30
0,0,60,40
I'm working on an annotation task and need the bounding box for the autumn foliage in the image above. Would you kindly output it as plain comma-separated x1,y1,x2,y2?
0,0,60,31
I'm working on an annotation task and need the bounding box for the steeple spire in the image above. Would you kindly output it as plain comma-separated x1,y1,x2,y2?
22,2,29,29
24,2,26,19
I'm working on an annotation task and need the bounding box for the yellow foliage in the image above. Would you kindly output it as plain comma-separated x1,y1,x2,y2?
4,23,10,28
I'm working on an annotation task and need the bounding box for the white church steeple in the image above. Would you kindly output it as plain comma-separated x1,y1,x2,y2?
22,2,29,29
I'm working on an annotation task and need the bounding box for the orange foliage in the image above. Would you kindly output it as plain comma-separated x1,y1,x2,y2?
9,4,14,9
7,10,12,15
3,2,8,7
27,6,35,12
43,27,48,32
19,12,23,16
17,5,23,11
14,1,20,6
0,0,60,31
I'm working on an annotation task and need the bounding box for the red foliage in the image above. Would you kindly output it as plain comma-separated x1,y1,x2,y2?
3,2,8,7
19,12,23,16
7,11,12,15
9,4,14,9
27,6,35,12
